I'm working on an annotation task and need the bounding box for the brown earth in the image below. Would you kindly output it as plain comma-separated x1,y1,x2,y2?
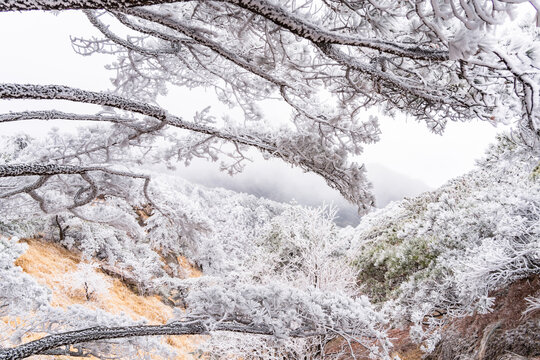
323,327,423,360
4,238,203,359
426,275,540,360
325,276,539,360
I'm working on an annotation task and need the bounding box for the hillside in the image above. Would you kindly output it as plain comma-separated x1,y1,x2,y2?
1,175,362,358
0,133,539,360
10,238,201,359
345,133,540,359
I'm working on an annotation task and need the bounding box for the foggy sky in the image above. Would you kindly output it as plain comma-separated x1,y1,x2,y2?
0,10,506,226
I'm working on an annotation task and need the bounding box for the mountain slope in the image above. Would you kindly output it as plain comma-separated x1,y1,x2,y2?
4,237,202,359
345,133,540,358
0,133,538,360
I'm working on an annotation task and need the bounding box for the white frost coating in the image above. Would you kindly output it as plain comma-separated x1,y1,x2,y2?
63,262,112,301
185,281,392,358
1,0,540,215
0,236,51,315
0,1,540,358
347,133,540,352
0,83,375,211
73,1,540,136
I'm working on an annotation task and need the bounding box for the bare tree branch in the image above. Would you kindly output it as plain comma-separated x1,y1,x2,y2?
0,0,179,12
0,320,321,360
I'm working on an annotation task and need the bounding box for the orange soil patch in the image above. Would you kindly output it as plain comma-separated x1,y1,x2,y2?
177,255,202,278
15,238,84,308
9,238,204,359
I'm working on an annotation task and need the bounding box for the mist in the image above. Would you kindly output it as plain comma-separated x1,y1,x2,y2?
174,156,431,227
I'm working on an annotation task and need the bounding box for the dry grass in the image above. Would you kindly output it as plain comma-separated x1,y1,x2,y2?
15,238,83,308
8,238,204,359
177,255,202,278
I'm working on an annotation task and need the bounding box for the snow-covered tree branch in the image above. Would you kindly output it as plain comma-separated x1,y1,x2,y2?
0,82,375,211
1,1,540,359
1,0,539,215
0,273,391,359
0,320,313,360
0,0,179,11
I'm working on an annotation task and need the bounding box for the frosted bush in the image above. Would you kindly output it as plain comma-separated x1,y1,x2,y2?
185,280,392,359
0,236,50,315
64,262,111,301
347,133,540,351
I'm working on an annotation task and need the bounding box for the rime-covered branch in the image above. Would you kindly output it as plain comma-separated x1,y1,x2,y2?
0,84,269,150
122,8,288,87
75,1,538,137
0,320,321,360
220,0,449,61
1,1,539,212
0,163,155,211
0,0,178,11
0,83,375,209
0,110,147,130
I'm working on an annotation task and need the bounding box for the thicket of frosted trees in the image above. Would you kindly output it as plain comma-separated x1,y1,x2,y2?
0,0,540,359
0,169,392,358
1,133,538,358
348,133,540,353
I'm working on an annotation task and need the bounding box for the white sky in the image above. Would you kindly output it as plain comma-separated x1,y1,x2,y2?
0,10,507,208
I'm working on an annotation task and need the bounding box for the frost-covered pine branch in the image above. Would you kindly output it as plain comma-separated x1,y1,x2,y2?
0,83,375,212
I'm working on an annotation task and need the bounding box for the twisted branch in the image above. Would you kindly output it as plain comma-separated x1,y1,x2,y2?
0,320,321,360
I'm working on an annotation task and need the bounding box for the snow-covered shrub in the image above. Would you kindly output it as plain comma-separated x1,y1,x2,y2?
144,176,211,258
57,211,169,294
348,133,540,351
0,236,50,315
193,332,311,360
64,262,111,301
0,217,46,238
349,199,441,302
184,280,392,359
252,205,354,291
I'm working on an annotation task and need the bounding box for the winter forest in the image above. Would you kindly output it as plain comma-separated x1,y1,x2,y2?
0,0,539,359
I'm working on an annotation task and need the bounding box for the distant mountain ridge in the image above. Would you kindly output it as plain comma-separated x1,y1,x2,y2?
172,158,432,227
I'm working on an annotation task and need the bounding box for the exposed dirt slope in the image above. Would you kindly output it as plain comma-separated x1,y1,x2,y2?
325,276,540,360
426,275,540,360
9,238,202,359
